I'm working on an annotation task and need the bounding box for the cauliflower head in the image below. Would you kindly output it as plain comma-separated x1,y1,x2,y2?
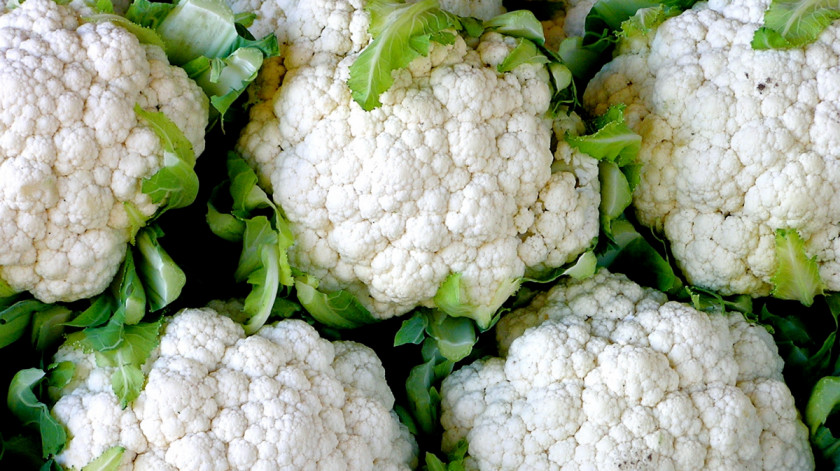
583,0,840,296
235,0,600,321
439,270,813,470
0,0,208,303
51,306,417,470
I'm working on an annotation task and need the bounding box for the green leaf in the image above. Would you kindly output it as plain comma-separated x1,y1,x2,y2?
190,47,266,117
348,0,459,110
7,369,66,458
242,242,281,335
82,446,125,471
46,361,75,392
110,250,146,326
598,218,683,294
686,286,753,315
405,356,444,436
228,153,274,215
433,273,519,329
206,182,246,242
94,320,162,407
566,105,641,166
585,0,696,32
483,9,546,44
556,36,610,79
806,376,840,434
155,0,239,64
771,228,825,306
0,299,46,349
135,105,199,215
562,250,598,280
110,365,145,409
30,306,72,351
459,16,484,37
125,0,175,29
294,276,377,329
426,453,448,471
234,11,257,28
0,275,17,298
63,295,116,329
134,226,186,312
496,38,549,73
598,160,633,235
235,216,278,282
752,0,840,50
83,313,127,352
425,310,476,362
394,311,429,346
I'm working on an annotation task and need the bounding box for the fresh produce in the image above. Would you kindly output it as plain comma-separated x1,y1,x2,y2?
583,0,840,301
440,270,813,469
1,0,840,469
47,304,417,470
0,0,208,303
230,0,600,328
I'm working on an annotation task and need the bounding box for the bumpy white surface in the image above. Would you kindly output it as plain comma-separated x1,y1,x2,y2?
440,270,813,470
52,307,417,470
584,0,840,296
0,0,208,302
232,0,600,320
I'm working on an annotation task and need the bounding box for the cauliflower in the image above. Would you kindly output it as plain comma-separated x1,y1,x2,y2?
233,0,600,323
0,0,208,303
439,269,813,470
583,0,840,297
50,306,417,470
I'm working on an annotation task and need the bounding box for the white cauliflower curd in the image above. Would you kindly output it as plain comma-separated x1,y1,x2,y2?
0,0,208,303
50,306,417,470
583,0,840,297
232,0,601,322
439,269,814,470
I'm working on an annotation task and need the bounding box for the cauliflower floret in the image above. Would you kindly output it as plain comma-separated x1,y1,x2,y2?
235,1,600,323
440,270,813,470
0,0,208,303
583,0,840,296
51,307,417,470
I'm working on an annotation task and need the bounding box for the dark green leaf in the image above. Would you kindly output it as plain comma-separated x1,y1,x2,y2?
6,369,66,457
394,312,429,346
63,295,116,329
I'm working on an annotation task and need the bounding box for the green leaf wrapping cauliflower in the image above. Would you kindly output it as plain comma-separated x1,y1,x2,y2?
50,305,418,470
0,0,208,303
439,270,814,470
583,0,840,297
231,0,600,322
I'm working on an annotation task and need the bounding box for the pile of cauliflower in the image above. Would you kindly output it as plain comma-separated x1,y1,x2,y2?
2,0,836,468
51,306,417,470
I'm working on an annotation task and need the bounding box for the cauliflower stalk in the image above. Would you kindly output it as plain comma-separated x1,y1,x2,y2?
439,269,814,470
583,0,840,301
48,305,418,470
225,0,600,328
